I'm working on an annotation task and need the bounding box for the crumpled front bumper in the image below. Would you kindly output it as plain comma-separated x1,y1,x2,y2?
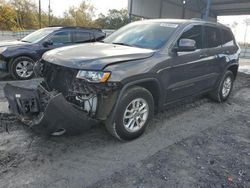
4,84,97,134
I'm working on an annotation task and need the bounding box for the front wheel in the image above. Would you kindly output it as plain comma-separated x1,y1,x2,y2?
10,56,35,80
209,70,234,102
106,86,154,141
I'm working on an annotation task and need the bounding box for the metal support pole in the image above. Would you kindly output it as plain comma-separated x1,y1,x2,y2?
182,0,186,19
244,25,248,57
39,0,41,28
159,0,163,18
203,0,212,20
48,0,51,26
129,0,133,22
243,20,250,57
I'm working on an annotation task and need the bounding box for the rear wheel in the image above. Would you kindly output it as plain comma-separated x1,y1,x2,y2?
209,70,234,102
10,56,35,80
105,86,154,141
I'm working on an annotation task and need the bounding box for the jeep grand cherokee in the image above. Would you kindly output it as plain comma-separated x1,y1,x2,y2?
4,19,240,140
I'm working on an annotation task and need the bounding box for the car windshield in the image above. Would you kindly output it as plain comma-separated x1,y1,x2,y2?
103,22,179,49
21,28,55,43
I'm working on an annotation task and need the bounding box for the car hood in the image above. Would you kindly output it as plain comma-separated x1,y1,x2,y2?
0,40,30,47
42,42,155,70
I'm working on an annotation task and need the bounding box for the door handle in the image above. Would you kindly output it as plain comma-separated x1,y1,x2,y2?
199,54,208,58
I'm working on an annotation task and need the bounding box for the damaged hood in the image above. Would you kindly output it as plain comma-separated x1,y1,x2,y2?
42,42,155,70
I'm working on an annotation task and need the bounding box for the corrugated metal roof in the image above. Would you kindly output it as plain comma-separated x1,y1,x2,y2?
129,0,250,19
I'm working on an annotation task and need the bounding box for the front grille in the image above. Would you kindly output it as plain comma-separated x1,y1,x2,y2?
42,61,78,96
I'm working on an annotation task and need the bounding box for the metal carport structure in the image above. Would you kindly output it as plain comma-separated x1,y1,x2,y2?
128,0,250,20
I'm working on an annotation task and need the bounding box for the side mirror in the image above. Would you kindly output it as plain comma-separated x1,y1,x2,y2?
42,40,53,47
174,38,196,52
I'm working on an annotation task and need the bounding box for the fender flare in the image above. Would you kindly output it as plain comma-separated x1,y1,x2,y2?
105,77,162,126
214,62,239,89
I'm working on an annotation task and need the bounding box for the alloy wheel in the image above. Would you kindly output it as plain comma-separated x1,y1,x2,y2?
222,76,232,98
15,60,34,78
123,98,149,133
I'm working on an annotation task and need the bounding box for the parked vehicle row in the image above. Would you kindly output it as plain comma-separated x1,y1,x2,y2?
3,19,240,140
0,26,106,79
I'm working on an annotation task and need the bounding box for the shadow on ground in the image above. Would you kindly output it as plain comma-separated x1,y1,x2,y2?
0,73,249,188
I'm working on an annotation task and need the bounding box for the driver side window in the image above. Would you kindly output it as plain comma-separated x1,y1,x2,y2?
50,31,72,45
178,25,203,49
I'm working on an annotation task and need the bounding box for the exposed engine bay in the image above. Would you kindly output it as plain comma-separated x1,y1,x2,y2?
4,60,120,132
40,60,120,117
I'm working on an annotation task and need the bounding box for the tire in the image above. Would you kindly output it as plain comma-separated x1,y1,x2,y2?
9,56,35,80
209,70,234,102
105,86,154,141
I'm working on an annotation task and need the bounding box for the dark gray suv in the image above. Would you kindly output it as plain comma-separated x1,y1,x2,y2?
4,19,240,140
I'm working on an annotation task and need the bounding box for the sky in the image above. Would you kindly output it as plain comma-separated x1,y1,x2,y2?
40,0,250,43
218,15,250,43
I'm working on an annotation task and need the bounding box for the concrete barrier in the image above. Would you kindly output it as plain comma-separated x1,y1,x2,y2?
0,30,35,41
240,48,250,59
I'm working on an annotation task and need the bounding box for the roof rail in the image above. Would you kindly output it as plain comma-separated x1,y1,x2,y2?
48,25,102,31
191,18,204,21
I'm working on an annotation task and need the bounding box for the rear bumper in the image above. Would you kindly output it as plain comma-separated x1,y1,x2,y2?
4,84,97,133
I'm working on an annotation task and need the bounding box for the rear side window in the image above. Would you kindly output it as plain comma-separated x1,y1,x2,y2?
179,25,203,49
222,29,235,47
73,31,93,43
50,31,72,44
204,26,222,48
95,32,106,41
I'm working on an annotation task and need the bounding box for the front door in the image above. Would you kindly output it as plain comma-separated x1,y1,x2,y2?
164,24,217,103
37,30,73,56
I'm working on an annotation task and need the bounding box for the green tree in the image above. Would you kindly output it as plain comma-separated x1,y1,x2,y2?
10,0,39,29
0,1,18,30
0,0,136,31
57,1,97,27
96,9,140,29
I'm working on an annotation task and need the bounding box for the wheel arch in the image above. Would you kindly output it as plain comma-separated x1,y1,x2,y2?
227,64,239,80
135,80,162,111
8,54,37,71
106,78,163,128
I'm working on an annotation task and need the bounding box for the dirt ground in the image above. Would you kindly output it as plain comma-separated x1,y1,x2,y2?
0,71,250,187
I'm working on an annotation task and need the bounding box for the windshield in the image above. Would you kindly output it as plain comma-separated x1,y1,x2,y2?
21,28,55,43
104,22,179,49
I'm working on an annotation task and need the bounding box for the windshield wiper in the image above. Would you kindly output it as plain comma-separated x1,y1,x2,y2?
112,42,135,47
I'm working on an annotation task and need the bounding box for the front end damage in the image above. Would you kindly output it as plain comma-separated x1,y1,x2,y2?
4,61,120,134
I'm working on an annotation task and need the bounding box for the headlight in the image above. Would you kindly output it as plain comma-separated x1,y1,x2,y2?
76,70,111,83
0,47,7,54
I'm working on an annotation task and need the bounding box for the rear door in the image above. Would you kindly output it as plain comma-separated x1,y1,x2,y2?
203,25,224,85
220,28,239,71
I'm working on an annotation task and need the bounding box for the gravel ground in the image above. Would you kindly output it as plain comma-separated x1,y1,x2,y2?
0,70,249,187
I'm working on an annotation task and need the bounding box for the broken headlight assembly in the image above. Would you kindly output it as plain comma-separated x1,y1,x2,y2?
76,70,111,83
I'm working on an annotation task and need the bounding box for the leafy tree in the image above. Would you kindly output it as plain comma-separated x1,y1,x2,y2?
0,1,18,30
96,9,140,29
10,0,39,29
0,0,137,31
55,1,97,27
